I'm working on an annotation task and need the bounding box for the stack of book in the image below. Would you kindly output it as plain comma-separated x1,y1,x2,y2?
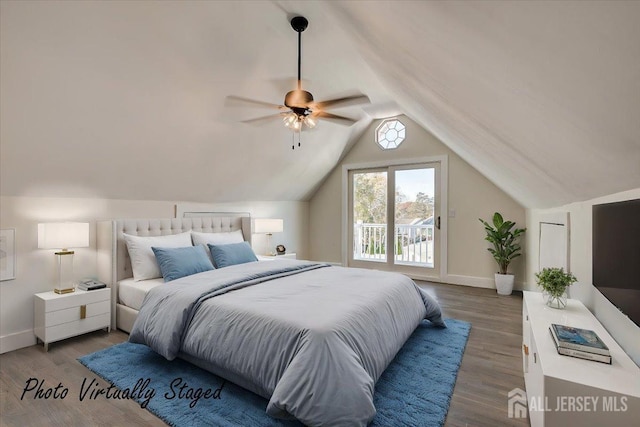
77,281,107,291
549,323,611,364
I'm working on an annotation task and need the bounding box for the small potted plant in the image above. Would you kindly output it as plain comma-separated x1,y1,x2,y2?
479,212,526,295
535,267,577,309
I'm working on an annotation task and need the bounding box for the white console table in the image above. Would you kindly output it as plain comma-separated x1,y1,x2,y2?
522,291,640,426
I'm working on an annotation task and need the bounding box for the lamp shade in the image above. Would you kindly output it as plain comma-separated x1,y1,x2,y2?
253,218,283,234
38,222,89,249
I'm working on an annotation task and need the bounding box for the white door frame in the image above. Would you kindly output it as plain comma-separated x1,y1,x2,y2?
342,155,448,281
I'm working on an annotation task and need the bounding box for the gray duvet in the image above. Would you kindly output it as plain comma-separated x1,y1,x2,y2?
130,260,445,426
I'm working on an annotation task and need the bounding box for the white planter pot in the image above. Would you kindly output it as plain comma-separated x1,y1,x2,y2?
495,273,515,295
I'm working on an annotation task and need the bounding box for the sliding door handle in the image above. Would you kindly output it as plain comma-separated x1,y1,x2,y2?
436,216,441,230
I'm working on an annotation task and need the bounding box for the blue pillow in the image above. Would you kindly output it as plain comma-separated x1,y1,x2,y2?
208,242,257,268
151,245,214,282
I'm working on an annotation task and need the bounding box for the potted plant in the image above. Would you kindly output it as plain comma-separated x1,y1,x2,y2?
479,212,526,295
535,267,577,309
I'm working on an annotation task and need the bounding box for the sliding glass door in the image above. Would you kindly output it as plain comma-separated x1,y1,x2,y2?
348,162,442,279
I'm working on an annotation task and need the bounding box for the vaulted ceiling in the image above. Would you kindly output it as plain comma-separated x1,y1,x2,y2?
1,1,639,208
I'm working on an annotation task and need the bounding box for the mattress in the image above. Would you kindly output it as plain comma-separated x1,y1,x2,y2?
118,277,164,311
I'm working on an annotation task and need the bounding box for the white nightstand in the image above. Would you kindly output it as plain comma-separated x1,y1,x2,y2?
34,288,111,351
257,253,297,261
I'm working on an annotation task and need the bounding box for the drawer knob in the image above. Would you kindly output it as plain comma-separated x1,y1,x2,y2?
80,305,86,319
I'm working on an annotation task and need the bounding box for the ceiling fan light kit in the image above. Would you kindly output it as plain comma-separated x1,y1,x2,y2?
227,15,370,149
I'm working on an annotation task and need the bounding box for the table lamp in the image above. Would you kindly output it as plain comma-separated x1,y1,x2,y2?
38,222,89,293
253,218,283,256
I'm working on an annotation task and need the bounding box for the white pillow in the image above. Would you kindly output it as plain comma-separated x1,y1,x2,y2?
123,232,192,281
191,230,244,246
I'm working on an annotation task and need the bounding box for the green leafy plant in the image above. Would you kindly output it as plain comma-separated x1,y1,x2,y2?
479,212,526,275
535,267,577,297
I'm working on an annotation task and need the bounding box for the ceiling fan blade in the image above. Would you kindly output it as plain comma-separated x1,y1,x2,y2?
226,95,287,111
241,112,287,125
312,111,357,126
312,94,370,110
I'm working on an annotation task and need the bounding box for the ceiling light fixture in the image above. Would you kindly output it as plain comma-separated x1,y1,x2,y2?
283,111,317,131
226,16,371,149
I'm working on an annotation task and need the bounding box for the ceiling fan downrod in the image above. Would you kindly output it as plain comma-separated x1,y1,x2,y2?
290,16,308,91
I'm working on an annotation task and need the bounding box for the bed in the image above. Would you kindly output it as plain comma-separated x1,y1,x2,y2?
97,215,445,426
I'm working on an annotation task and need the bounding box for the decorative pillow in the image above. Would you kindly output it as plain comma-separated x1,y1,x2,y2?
123,232,192,281
191,230,245,263
151,245,214,282
208,242,258,269
191,230,245,246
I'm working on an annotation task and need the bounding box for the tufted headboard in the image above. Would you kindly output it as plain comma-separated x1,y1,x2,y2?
96,215,252,328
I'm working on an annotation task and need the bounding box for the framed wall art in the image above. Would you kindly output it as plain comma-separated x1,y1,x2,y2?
0,229,16,281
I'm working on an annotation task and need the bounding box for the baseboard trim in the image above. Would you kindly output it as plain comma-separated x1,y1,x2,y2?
411,273,526,291
444,274,495,289
0,329,36,354
336,261,528,290
446,274,527,291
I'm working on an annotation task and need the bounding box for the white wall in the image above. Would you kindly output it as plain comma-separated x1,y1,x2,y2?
309,115,527,288
0,195,308,354
526,188,640,365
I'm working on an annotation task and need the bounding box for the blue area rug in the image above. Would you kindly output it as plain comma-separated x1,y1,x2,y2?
78,319,470,427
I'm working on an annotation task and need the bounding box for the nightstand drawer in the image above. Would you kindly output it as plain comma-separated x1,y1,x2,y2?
45,300,110,327
42,288,110,312
42,313,111,343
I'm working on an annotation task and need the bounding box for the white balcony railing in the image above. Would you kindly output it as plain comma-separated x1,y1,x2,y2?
354,223,387,261
353,223,434,267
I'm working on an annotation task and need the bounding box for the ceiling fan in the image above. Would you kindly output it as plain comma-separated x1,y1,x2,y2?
226,16,370,148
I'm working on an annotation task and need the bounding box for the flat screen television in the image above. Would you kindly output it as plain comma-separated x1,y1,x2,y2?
592,198,640,326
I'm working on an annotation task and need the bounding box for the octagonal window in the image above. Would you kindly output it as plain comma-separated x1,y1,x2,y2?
376,119,405,150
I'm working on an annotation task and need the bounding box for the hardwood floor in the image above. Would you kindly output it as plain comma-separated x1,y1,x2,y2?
0,282,529,427
418,282,529,427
